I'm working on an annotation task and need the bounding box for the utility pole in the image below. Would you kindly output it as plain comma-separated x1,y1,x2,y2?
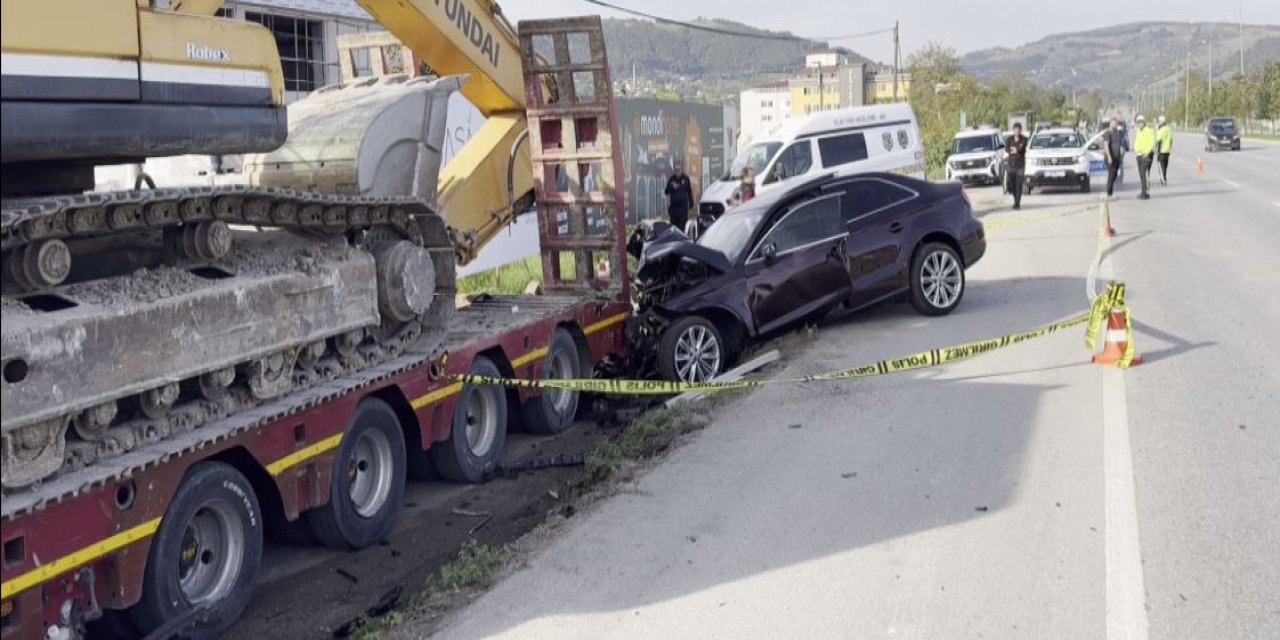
1208,29,1214,109
1239,0,1246,75
893,21,900,102
1185,45,1191,126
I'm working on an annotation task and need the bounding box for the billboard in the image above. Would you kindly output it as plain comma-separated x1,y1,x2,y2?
616,98,726,224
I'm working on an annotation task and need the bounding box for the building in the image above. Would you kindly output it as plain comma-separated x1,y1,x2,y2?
737,82,792,149
789,53,867,117
867,68,912,104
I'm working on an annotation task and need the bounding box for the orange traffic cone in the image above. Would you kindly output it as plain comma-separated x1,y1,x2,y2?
1092,310,1142,367
1196,157,1205,174
1102,200,1116,237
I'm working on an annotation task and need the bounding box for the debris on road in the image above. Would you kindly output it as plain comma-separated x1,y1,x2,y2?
841,471,858,479
334,568,360,584
331,586,403,638
975,506,989,512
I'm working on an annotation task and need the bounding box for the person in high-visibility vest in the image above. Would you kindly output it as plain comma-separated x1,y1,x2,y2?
1133,114,1157,200
1156,115,1174,186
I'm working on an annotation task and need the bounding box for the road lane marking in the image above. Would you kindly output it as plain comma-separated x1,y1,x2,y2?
1099,236,1151,640
1222,178,1242,189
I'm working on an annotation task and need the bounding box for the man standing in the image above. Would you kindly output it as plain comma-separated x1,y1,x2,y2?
664,160,693,233
1004,123,1028,210
1133,114,1156,200
1103,117,1125,199
1156,115,1173,185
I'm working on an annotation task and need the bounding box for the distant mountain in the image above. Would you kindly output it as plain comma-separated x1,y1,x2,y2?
961,22,1280,94
601,18,875,101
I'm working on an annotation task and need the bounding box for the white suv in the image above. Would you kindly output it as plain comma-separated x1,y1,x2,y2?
1025,128,1107,193
945,128,1005,186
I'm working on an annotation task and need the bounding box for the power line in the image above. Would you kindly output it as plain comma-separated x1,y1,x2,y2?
581,0,892,43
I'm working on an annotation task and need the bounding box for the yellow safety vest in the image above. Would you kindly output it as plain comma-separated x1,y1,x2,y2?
1157,125,1173,153
1134,126,1156,155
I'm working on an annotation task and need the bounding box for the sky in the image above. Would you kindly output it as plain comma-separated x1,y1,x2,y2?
506,0,1280,64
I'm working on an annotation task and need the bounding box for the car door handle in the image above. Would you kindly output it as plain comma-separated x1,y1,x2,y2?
888,222,904,233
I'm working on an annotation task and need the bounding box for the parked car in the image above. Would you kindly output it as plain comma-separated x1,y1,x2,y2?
946,128,1006,186
1024,127,1107,193
628,172,986,382
1205,117,1241,151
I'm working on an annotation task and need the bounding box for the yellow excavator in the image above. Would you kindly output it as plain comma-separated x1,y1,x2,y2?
0,0,544,488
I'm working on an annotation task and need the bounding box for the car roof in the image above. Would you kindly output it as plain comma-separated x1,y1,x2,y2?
760,102,916,143
954,128,1000,138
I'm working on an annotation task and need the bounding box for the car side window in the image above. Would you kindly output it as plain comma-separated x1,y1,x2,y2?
817,133,868,167
833,179,916,223
753,195,842,259
765,142,813,184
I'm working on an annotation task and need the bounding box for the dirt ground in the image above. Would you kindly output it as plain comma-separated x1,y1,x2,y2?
225,405,653,639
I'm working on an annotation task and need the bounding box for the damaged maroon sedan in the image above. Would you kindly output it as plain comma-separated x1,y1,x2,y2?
626,171,986,382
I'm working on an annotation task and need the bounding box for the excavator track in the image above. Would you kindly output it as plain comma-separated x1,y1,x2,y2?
1,186,456,491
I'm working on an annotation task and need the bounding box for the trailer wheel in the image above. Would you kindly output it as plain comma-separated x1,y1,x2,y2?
306,398,407,549
130,462,262,639
432,356,508,483
523,329,583,435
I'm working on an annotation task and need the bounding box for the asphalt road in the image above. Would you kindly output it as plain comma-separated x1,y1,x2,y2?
398,134,1278,640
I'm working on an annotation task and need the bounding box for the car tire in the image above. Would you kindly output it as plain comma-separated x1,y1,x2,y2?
522,329,583,435
305,398,407,549
130,462,263,640
910,242,965,317
658,316,726,383
1080,180,1091,193
432,356,508,483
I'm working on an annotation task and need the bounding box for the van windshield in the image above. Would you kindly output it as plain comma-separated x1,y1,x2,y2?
727,142,782,180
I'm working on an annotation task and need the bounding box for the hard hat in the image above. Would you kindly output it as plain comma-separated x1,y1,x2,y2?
1158,115,1167,124
1135,114,1146,122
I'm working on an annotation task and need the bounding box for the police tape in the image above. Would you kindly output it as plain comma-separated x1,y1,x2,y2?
450,283,1125,395
982,203,1101,232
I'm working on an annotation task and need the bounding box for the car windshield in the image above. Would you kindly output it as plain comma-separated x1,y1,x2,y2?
1030,133,1083,149
953,136,997,154
1210,120,1238,133
698,206,767,263
727,142,782,180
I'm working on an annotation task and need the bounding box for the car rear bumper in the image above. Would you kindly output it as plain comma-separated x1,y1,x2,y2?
962,222,986,268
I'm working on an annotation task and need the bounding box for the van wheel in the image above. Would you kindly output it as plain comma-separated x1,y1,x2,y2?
1081,180,1091,193
130,462,262,640
306,398,406,549
658,316,725,383
432,356,508,483
523,329,582,435
910,242,965,316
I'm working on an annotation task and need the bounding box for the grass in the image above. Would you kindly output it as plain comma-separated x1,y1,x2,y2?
457,255,542,296
347,540,511,640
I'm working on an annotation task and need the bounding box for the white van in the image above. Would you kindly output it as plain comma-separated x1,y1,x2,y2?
701,102,924,218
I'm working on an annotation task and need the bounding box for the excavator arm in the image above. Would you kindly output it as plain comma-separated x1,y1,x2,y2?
355,0,534,264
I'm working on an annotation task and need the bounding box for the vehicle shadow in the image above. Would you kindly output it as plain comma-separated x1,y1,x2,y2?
420,274,1100,639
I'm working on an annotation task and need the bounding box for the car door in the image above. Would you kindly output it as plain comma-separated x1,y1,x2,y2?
829,178,919,305
744,194,849,335
1084,131,1109,184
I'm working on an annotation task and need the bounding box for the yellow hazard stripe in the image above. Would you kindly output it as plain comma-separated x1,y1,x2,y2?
584,312,629,335
511,346,549,368
451,310,1096,395
266,433,344,477
411,381,462,410
1,517,162,600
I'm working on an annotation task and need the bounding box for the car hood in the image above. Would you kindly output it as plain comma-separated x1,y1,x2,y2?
637,231,732,279
1027,148,1084,158
948,150,998,162
700,179,741,206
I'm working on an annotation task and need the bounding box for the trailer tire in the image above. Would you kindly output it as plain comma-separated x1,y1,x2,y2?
130,462,262,640
522,329,582,435
306,398,407,549
432,356,508,483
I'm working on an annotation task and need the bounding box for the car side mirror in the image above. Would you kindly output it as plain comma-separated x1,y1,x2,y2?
761,241,778,262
